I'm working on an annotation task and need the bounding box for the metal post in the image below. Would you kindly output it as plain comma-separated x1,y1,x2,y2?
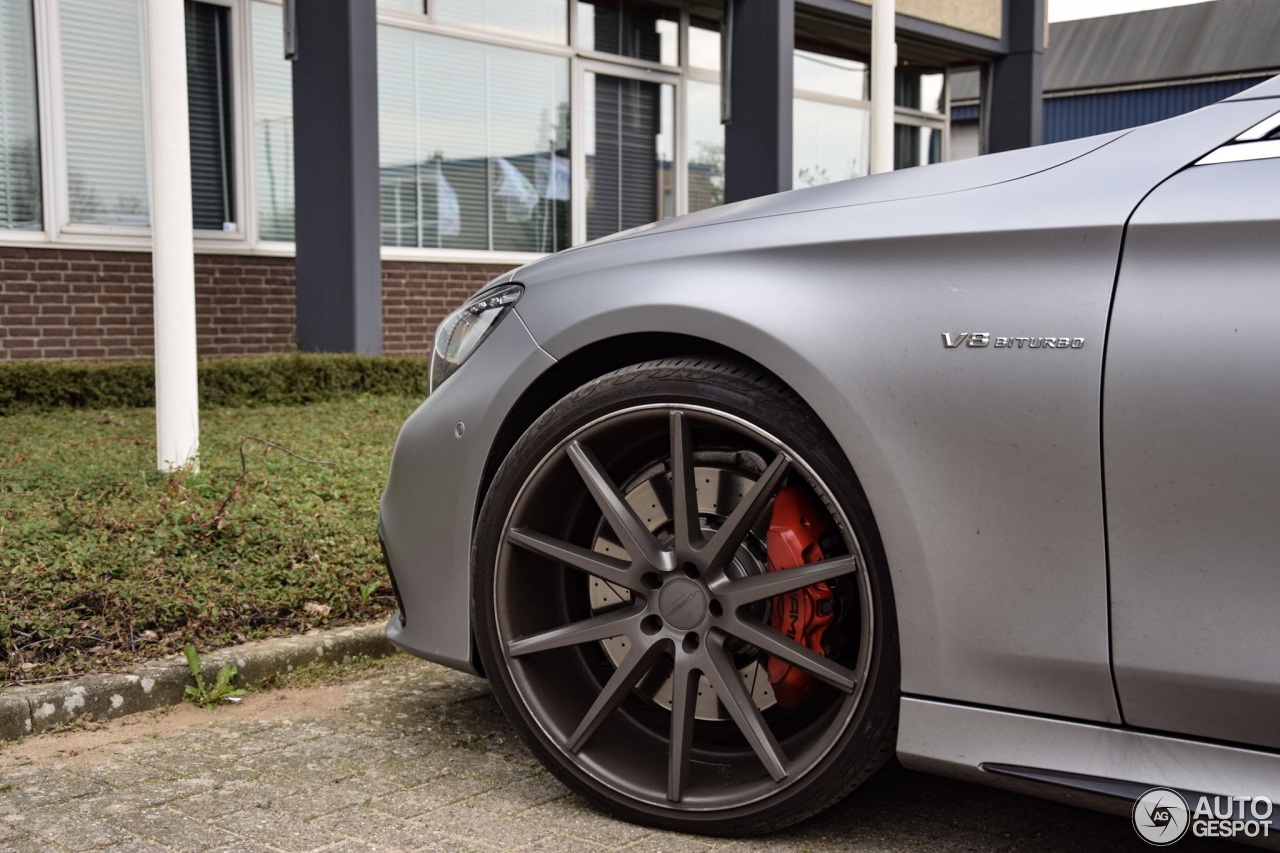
869,0,896,174
986,0,1044,153
292,0,382,353
146,0,200,472
723,0,794,203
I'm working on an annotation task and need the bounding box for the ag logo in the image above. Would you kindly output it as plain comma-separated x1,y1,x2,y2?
1134,787,1190,845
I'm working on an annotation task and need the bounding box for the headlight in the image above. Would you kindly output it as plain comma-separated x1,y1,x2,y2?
429,283,524,393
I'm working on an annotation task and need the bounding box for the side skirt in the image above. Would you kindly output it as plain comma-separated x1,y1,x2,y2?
898,697,1280,847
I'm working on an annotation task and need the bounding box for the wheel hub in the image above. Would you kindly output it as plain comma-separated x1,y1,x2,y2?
659,578,708,630
589,464,776,720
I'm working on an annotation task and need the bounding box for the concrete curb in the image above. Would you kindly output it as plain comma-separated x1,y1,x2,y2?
0,622,396,742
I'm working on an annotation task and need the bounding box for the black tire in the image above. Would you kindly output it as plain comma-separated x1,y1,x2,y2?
472,359,898,836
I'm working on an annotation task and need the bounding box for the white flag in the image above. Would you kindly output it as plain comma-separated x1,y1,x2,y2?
540,154,571,200
436,163,460,237
495,158,539,221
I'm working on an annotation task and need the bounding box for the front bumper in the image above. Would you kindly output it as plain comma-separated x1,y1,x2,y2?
379,310,555,673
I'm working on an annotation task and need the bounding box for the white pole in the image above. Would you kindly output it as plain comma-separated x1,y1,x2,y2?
869,0,897,175
146,0,200,472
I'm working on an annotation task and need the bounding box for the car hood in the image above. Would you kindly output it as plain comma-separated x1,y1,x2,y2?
485,130,1128,295
568,130,1127,249
497,94,1280,295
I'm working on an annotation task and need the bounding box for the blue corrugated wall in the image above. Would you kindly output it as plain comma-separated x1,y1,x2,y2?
1043,77,1271,142
950,76,1274,144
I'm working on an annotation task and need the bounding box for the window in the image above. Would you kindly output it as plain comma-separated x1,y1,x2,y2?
7,0,957,254
686,79,722,212
61,0,150,226
585,71,673,241
791,51,947,184
578,1,677,66
186,1,235,231
794,100,869,186
684,21,721,212
378,28,570,253
377,0,423,12
793,48,870,187
59,0,240,229
896,67,945,115
895,67,946,169
795,49,867,100
687,21,719,72
895,124,942,169
433,0,568,45
252,0,293,241
0,0,41,230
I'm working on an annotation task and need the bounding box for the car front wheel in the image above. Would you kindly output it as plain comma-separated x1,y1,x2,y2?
473,359,898,835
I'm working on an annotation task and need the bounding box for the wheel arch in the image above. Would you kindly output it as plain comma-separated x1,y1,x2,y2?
476,332,784,527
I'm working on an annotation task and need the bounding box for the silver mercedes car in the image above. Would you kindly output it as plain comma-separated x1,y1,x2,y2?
379,75,1280,839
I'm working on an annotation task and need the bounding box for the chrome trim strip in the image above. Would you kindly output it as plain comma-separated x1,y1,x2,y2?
1236,111,1280,142
1196,138,1280,165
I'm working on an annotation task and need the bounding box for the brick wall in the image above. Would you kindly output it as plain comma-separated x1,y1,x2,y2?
381,261,510,355
0,246,512,362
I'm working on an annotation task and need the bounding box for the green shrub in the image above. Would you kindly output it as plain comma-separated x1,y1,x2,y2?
0,354,427,415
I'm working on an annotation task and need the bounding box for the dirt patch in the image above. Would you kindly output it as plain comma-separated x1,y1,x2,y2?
0,682,353,769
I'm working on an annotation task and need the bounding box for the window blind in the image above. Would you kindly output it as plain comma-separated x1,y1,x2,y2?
586,73,671,241
61,0,150,226
432,0,568,46
186,1,234,231
0,0,41,230
252,0,293,241
377,26,570,253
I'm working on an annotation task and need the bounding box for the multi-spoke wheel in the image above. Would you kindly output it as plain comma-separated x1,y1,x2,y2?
473,359,898,835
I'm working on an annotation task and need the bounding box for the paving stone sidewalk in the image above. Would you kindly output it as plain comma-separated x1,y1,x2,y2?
0,656,1236,852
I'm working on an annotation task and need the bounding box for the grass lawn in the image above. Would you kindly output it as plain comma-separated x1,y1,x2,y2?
0,395,423,685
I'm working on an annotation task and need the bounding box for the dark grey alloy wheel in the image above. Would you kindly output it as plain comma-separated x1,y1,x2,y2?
473,360,898,835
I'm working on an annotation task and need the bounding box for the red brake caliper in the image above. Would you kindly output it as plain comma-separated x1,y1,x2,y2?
765,485,835,709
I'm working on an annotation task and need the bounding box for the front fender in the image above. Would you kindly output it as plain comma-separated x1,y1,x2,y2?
514,173,1122,722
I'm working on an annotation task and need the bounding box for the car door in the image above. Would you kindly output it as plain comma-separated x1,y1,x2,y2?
1104,111,1280,749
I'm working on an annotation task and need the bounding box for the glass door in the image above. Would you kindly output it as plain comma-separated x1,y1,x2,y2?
581,62,677,242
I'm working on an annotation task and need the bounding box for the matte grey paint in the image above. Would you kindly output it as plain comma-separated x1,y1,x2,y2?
1229,74,1280,101
507,98,1280,722
1105,154,1280,750
381,311,554,672
380,89,1280,812
576,128,1124,246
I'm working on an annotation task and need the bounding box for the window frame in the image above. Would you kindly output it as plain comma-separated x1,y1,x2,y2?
892,70,950,165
